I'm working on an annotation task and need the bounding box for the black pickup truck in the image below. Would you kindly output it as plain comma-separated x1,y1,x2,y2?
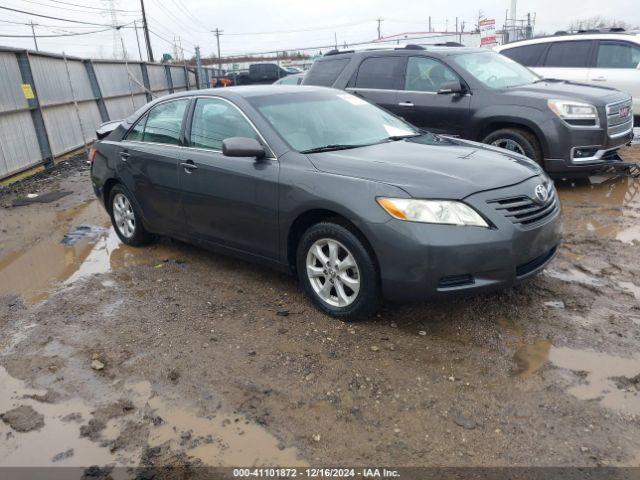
225,63,292,86
303,45,634,176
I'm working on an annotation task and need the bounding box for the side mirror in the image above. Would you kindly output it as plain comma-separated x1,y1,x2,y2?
437,80,463,95
222,137,266,159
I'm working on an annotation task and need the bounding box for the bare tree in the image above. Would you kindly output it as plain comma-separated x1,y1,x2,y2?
568,16,630,31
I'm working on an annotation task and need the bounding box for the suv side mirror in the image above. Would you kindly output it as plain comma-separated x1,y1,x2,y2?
438,80,463,95
222,137,266,159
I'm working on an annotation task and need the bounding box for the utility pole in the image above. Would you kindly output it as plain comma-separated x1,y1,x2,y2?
334,32,337,50
376,18,383,39
212,28,223,75
30,21,38,51
428,16,431,32
133,20,143,61
195,45,203,88
140,0,154,62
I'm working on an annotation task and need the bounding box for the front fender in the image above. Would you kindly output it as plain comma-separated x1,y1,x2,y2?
470,106,558,159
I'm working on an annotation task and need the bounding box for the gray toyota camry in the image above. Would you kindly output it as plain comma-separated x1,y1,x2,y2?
90,86,561,320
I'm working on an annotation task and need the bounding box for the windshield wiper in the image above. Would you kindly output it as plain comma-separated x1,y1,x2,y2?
300,144,365,154
387,133,422,141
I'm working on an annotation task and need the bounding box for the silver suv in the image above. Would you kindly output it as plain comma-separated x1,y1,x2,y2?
495,30,640,119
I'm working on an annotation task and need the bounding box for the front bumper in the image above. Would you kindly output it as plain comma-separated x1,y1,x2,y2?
369,177,562,302
543,103,634,175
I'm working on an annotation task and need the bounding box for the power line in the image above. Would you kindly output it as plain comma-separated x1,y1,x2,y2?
18,0,139,15
0,26,118,37
223,20,373,36
0,5,127,27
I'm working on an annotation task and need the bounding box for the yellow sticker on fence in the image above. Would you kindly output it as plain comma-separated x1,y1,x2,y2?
21,84,35,100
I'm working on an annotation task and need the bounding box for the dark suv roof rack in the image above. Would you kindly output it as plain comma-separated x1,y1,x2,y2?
430,42,464,47
324,44,425,56
553,27,627,36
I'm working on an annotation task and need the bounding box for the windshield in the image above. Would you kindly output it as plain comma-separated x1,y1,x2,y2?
451,52,539,89
248,90,419,152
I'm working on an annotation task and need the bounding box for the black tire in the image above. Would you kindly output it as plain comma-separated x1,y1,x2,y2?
108,184,152,246
296,221,380,320
482,128,542,164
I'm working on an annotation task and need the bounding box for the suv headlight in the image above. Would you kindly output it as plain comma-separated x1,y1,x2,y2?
547,100,599,127
377,198,489,227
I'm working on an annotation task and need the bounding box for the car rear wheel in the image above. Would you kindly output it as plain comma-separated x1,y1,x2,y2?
108,184,152,246
296,222,379,320
483,128,542,164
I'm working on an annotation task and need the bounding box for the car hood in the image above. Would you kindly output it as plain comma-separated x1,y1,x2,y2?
503,80,629,105
305,137,542,199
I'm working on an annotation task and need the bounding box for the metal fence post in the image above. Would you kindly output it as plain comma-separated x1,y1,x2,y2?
84,59,109,122
140,63,152,102
63,52,89,158
15,51,54,169
164,65,174,94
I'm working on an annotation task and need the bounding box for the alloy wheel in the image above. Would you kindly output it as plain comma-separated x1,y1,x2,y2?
305,238,361,307
112,193,135,238
490,138,526,156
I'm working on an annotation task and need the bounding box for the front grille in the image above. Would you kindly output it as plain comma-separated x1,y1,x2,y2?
487,183,558,227
606,99,633,138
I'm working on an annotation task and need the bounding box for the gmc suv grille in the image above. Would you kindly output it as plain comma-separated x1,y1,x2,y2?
487,185,558,227
606,99,633,139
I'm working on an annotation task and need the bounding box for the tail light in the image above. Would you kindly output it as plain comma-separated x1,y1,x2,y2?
88,146,97,164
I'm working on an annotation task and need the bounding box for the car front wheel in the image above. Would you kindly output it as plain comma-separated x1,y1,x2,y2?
483,128,542,164
296,222,379,320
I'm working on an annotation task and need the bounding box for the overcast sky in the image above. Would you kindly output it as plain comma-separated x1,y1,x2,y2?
1,0,638,60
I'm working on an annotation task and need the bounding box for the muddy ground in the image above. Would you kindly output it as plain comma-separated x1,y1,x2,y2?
0,148,639,473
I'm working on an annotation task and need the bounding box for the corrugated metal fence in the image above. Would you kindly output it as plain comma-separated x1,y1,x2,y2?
0,46,212,180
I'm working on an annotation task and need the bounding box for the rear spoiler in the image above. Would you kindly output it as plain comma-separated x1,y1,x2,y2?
96,119,123,140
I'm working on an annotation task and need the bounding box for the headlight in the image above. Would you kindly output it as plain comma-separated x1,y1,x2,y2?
377,198,489,227
547,100,599,127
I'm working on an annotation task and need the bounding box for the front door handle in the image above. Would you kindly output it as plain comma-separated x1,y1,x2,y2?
398,101,414,107
119,151,130,161
180,160,198,173
592,77,607,82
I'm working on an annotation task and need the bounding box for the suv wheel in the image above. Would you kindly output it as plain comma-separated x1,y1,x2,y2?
108,184,152,246
296,222,379,320
483,128,542,164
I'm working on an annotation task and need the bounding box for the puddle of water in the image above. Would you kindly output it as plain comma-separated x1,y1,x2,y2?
514,344,640,416
513,340,552,377
126,382,305,467
545,268,604,286
0,200,183,304
556,177,640,243
0,366,116,467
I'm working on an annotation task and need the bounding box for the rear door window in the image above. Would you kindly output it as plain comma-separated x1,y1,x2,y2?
304,58,350,86
501,43,547,66
543,41,593,68
354,56,404,90
596,41,640,68
132,99,189,145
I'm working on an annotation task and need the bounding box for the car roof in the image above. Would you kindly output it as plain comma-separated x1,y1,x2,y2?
159,85,331,101
321,45,488,59
496,32,640,50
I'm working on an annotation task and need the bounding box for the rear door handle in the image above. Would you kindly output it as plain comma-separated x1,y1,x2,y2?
180,160,198,173
119,151,130,161
398,101,414,107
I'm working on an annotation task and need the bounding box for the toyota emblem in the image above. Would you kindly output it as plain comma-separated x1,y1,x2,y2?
534,184,548,204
